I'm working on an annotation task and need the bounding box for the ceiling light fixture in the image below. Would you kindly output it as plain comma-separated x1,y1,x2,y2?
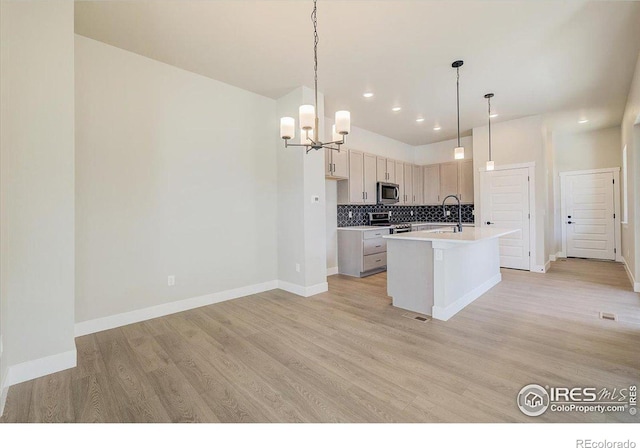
392,106,402,112
279,0,350,153
363,92,374,98
416,117,425,123
490,113,498,118
452,60,465,160
579,119,589,124
433,126,442,131
485,93,495,171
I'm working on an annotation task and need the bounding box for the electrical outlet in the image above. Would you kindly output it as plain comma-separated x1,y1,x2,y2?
311,195,320,204
295,263,301,273
348,211,353,219
167,275,175,286
434,249,443,261
410,210,414,216
389,211,392,217
445,210,451,216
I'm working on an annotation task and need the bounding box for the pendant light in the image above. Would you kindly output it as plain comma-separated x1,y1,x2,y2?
452,60,464,160
485,93,495,171
279,0,350,153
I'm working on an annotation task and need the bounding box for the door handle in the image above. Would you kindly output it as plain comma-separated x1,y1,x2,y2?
486,221,493,225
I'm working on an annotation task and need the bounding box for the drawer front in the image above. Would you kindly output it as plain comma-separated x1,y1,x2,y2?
363,237,386,255
363,228,390,240
363,253,387,272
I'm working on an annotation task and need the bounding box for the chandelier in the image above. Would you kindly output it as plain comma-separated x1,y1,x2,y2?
279,0,351,153
485,93,495,171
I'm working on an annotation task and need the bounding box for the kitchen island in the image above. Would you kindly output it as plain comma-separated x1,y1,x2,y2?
383,227,518,321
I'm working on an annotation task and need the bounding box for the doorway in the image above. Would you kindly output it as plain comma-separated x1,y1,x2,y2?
560,168,621,261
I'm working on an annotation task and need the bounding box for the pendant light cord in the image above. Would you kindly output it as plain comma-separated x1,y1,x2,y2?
456,67,461,148
488,96,492,161
312,0,319,124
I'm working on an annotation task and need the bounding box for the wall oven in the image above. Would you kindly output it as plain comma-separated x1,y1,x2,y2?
377,182,399,205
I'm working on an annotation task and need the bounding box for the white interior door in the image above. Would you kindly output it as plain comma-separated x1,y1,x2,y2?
564,172,615,260
481,168,530,270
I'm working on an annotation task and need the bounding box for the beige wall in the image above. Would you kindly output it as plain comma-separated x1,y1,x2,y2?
620,51,640,291
0,0,76,395
75,36,278,323
550,127,622,256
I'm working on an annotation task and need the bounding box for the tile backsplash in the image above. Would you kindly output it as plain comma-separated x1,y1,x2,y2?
337,204,475,227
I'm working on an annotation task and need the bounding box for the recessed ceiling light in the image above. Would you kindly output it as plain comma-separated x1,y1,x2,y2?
578,119,589,124
416,117,425,123
433,126,442,131
489,114,498,118
392,107,402,112
363,92,374,98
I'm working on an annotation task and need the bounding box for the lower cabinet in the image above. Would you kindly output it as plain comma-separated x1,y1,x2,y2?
337,228,390,277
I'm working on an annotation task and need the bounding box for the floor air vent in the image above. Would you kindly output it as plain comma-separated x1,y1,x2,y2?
402,312,431,323
599,312,617,321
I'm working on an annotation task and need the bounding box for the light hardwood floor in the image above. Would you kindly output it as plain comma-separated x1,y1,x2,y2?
1,258,638,423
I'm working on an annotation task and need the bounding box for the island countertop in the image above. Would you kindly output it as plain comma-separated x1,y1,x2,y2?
383,227,518,243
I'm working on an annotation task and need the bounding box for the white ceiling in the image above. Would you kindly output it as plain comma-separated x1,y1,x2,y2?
75,1,640,146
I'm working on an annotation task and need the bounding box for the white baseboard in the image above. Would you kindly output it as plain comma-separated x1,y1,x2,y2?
277,280,328,297
0,370,8,418
545,259,551,272
4,349,77,389
532,264,547,273
557,251,566,258
621,257,640,293
432,273,501,321
75,280,278,337
549,254,557,262
327,266,339,276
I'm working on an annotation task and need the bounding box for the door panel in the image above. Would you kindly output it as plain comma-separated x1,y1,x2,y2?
332,149,349,179
376,157,387,182
565,172,615,260
404,164,413,204
395,161,404,205
413,165,423,204
458,159,474,203
481,167,530,270
363,153,377,204
439,162,458,199
348,150,364,204
423,164,440,204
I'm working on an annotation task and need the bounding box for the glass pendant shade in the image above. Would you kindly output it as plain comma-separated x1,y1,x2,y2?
335,111,351,135
280,117,295,140
486,160,495,171
299,105,315,130
454,147,465,160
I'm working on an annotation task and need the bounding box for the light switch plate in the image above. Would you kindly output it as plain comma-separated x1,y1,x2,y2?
434,249,443,261
311,195,320,204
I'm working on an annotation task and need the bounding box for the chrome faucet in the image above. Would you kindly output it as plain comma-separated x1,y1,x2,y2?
442,195,463,233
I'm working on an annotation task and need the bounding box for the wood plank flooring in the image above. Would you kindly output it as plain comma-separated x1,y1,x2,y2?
1,258,639,423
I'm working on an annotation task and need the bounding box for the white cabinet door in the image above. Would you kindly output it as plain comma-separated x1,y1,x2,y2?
413,165,423,205
481,167,530,270
332,149,349,179
423,164,440,204
324,149,332,177
439,162,458,200
363,153,377,204
348,150,364,204
387,160,395,184
376,157,387,182
395,161,404,205
404,164,413,204
459,159,474,203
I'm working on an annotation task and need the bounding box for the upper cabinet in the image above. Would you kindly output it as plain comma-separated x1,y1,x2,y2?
395,161,405,205
337,150,377,204
422,160,474,205
376,157,395,183
423,164,440,204
325,148,349,179
412,165,423,205
403,164,413,205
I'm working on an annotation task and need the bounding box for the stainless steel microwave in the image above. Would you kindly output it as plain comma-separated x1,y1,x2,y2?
377,182,399,205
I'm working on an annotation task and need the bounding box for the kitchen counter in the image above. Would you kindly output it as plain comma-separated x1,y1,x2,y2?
337,226,392,231
410,221,474,227
385,227,518,321
385,227,516,244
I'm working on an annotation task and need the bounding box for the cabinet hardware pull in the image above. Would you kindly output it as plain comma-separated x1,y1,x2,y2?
375,259,382,262
375,245,381,247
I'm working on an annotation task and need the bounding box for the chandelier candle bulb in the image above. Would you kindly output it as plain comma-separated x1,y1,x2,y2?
280,117,295,140
335,110,351,135
299,105,315,130
454,147,465,160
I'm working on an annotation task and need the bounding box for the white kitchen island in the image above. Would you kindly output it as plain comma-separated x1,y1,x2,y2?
384,227,518,321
